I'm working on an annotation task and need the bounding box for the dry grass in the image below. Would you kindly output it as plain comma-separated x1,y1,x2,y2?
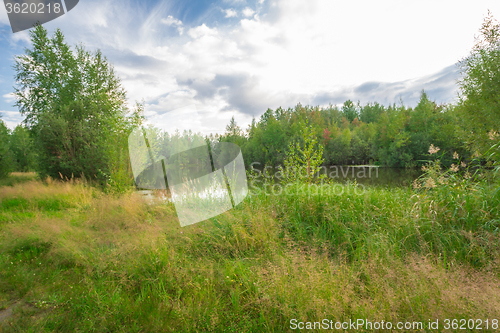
255,251,500,326
0,177,92,204
1,175,500,331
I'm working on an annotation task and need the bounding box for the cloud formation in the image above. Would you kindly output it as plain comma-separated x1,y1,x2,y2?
161,15,184,35
1,0,499,133
242,7,255,17
3,93,15,104
0,110,24,129
312,65,461,107
223,9,238,18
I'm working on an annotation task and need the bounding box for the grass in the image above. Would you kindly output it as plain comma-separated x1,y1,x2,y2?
0,172,38,187
0,172,499,332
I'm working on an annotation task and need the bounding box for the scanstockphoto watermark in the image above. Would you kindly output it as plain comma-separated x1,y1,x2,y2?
3,0,80,33
290,318,426,331
248,162,377,197
290,318,499,331
249,163,379,181
249,178,367,197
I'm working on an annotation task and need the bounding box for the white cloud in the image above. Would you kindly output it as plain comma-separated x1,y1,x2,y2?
3,93,15,104
223,9,238,18
161,15,182,27
187,24,219,39
161,15,183,35
4,0,500,135
242,7,255,17
10,31,31,44
220,0,500,96
0,111,24,130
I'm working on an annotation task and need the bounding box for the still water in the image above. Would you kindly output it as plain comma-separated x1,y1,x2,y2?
249,166,423,188
138,166,423,208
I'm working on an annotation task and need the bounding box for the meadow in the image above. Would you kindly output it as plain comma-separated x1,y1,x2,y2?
0,169,499,332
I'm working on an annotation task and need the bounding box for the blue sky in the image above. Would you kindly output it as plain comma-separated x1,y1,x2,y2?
1,0,500,133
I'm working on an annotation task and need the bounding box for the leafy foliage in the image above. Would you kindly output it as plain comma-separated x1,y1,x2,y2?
9,124,37,172
280,123,326,184
0,120,14,179
13,25,141,187
458,11,500,155
229,91,464,170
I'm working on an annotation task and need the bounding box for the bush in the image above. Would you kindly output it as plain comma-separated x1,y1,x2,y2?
0,120,14,179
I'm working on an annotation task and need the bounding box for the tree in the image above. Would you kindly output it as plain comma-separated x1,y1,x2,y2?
225,116,243,138
222,116,246,147
458,11,500,155
0,120,14,178
13,25,137,185
374,104,412,167
9,124,37,172
281,123,326,184
359,102,384,123
341,100,358,122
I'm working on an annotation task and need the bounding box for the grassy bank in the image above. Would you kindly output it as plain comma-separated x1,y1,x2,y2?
0,173,500,332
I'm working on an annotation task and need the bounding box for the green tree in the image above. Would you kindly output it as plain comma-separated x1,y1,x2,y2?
374,104,412,167
221,116,247,147
225,116,242,137
0,120,14,178
326,127,352,165
9,124,37,172
281,123,326,184
13,25,138,185
359,102,384,123
341,100,358,122
405,91,437,166
458,11,500,155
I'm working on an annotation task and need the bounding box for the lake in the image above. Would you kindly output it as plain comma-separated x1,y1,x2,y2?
248,166,423,188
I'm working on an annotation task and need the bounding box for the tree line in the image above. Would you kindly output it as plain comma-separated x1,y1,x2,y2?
218,93,466,169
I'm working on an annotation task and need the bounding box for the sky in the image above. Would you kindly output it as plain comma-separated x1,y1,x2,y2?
1,0,500,134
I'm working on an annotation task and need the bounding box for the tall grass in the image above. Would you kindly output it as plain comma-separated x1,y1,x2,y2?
0,172,500,332
0,172,38,187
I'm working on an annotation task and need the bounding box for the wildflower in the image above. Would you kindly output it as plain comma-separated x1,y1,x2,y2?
450,164,459,172
453,151,459,159
429,144,440,154
421,165,427,171
460,161,466,168
488,130,499,140
424,178,436,188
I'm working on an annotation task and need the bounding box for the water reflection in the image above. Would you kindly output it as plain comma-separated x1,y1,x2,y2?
250,165,423,188
137,166,423,205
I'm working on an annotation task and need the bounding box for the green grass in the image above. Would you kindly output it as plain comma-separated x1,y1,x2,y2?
0,173,499,332
0,172,38,187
